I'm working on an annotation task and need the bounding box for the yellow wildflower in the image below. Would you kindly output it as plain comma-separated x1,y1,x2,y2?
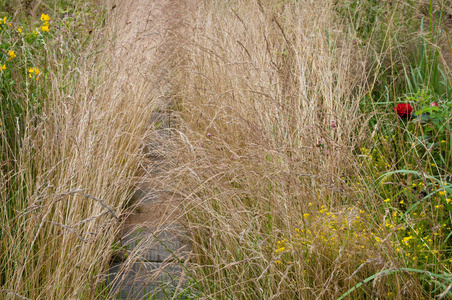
1,65,6,70
403,236,414,244
384,198,391,202
275,246,285,253
28,67,40,79
41,14,50,24
39,13,50,32
18,28,22,33
8,50,16,60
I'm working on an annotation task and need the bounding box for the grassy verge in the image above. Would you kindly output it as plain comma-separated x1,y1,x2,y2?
168,0,452,298
0,1,154,298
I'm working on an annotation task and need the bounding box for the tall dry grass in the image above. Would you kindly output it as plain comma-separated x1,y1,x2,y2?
2,0,449,298
0,1,161,298
169,0,425,298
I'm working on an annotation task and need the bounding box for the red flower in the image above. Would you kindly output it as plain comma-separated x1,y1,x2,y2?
431,102,438,107
394,103,413,118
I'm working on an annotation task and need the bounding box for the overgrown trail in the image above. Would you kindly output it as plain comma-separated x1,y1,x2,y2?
104,0,191,298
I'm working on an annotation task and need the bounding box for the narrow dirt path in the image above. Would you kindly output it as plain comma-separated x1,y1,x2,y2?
103,1,191,298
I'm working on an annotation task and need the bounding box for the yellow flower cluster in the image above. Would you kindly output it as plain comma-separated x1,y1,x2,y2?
40,14,50,32
0,17,12,28
272,207,377,269
274,196,452,272
382,201,451,265
402,235,414,245
274,239,289,254
8,50,16,60
28,67,40,80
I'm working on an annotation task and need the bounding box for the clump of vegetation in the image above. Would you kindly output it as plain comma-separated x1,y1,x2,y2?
166,0,452,298
0,1,155,299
